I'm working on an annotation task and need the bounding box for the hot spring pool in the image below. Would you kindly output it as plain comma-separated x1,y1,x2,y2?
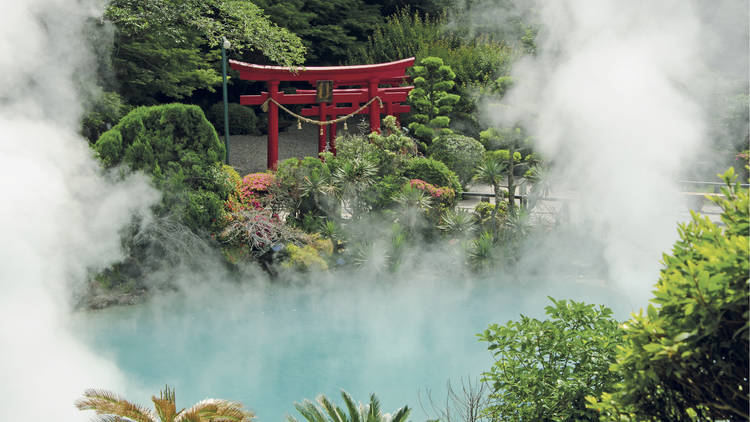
72,277,633,422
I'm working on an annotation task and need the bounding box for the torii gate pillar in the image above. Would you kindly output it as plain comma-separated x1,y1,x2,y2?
369,79,380,133
268,80,279,169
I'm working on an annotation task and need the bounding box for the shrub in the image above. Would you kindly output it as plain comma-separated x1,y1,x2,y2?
401,157,462,198
473,201,507,233
239,172,274,201
80,91,132,143
205,102,261,135
225,172,276,216
273,157,334,222
282,242,330,272
368,174,408,211
407,56,460,144
430,133,485,186
336,116,418,177
408,179,455,208
480,127,525,151
587,168,749,421
95,104,227,233
219,209,299,256
480,298,624,421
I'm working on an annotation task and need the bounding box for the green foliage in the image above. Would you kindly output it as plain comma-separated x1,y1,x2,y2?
282,240,332,272
104,0,305,103
438,208,476,237
473,201,507,233
484,149,522,163
467,230,496,271
337,116,418,178
478,127,536,216
80,91,132,143
480,127,527,152
370,174,408,210
333,157,379,220
273,157,335,224
408,56,460,144
250,0,382,64
392,183,434,235
401,157,462,197
205,102,260,136
472,155,506,238
479,298,624,421
429,133,485,186
95,103,227,232
353,10,513,88
588,168,749,421
288,390,410,422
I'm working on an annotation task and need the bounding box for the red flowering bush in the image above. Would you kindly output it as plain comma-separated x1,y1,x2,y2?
240,172,275,199
408,179,455,208
224,172,276,218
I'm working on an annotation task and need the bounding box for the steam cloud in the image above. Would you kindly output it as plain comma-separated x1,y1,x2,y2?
483,0,748,303
0,1,158,420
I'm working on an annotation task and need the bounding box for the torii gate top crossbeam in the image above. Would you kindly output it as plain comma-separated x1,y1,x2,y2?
229,58,415,82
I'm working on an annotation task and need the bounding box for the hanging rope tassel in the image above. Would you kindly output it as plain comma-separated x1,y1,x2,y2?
319,126,324,136
297,119,302,130
343,121,348,131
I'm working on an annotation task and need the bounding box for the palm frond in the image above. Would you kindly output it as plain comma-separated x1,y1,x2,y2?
294,399,327,422
318,394,346,422
439,208,475,235
97,416,130,422
152,385,177,422
175,398,254,422
341,391,361,422
75,389,156,422
390,406,411,422
366,394,381,422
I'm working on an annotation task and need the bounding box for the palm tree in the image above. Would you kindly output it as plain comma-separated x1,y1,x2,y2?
473,155,507,240
287,390,410,422
75,385,254,422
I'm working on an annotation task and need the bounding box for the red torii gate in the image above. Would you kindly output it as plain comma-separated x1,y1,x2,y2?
229,58,415,169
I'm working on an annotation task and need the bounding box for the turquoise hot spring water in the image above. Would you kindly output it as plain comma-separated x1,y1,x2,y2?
72,276,634,422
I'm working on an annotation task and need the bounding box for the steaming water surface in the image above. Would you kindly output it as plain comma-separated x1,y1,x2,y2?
72,277,631,422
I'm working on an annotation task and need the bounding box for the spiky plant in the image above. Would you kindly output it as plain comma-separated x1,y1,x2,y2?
302,167,339,217
392,184,433,236
333,157,378,219
75,385,254,422
468,231,496,272
287,390,410,422
472,156,507,240
439,208,476,237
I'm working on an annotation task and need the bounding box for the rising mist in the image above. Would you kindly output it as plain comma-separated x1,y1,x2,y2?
0,1,158,420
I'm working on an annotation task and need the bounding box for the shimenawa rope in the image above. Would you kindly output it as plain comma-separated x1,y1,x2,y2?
261,96,384,130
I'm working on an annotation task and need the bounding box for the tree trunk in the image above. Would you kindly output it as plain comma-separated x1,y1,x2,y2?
491,183,501,241
507,144,516,215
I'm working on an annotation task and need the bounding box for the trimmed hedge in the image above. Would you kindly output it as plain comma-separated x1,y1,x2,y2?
205,102,261,136
430,133,485,186
95,103,228,232
400,157,462,199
